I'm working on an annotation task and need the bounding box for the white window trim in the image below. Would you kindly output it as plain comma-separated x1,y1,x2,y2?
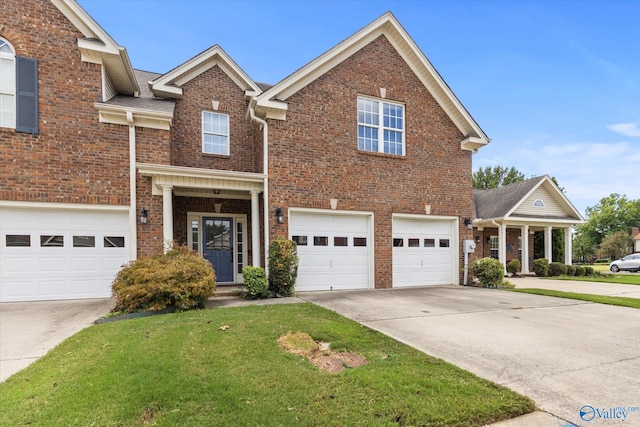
202,111,230,155
357,95,405,156
0,37,16,129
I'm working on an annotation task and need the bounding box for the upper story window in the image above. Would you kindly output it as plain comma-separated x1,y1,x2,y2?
0,38,16,129
202,111,229,155
0,37,38,134
357,96,405,155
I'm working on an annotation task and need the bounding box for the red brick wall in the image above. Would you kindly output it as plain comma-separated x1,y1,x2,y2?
267,35,474,288
0,0,130,205
475,228,535,271
170,65,256,172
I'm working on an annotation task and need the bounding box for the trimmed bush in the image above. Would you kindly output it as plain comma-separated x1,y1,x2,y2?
533,258,549,277
470,257,504,288
548,262,568,277
112,246,216,313
575,266,586,277
585,266,594,276
268,239,299,297
566,265,576,276
507,259,521,277
243,266,269,299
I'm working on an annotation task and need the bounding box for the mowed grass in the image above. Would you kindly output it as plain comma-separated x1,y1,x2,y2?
542,272,640,285
512,288,640,309
0,303,534,426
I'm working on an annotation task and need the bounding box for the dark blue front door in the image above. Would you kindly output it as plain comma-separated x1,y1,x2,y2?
203,217,234,282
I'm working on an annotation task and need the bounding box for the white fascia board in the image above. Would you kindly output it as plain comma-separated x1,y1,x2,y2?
95,103,173,130
461,136,489,151
136,163,267,183
150,45,260,99
0,200,129,212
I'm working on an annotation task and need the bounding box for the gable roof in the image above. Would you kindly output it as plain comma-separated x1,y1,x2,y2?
51,0,139,96
149,45,261,99
253,11,489,151
473,175,584,223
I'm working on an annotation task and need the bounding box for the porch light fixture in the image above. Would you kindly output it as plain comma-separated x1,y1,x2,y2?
275,207,284,224
475,235,481,243
464,218,473,230
139,209,148,224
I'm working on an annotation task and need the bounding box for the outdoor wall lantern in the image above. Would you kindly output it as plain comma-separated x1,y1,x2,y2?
464,218,473,230
139,208,148,224
475,235,481,243
275,207,284,224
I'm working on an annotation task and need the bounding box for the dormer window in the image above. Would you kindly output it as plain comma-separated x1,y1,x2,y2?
357,96,404,155
202,111,229,155
533,199,545,208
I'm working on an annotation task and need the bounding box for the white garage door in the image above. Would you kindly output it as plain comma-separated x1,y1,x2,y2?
393,217,457,287
289,211,371,291
0,207,131,302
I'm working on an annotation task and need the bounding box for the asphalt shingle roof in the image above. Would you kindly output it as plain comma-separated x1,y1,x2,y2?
473,176,545,220
102,69,175,114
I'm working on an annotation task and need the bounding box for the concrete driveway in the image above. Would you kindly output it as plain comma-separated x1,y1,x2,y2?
299,285,640,426
0,298,114,382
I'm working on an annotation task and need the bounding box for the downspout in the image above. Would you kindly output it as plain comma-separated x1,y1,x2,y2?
127,111,137,261
248,101,269,273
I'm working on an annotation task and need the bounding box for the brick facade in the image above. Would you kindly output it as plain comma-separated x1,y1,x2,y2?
0,0,130,206
267,36,474,288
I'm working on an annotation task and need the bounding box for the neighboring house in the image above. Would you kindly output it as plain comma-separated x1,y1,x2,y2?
7,1,585,302
473,176,585,274
633,227,640,253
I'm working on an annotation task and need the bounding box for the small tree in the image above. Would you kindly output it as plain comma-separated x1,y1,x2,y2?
599,230,632,260
268,239,298,297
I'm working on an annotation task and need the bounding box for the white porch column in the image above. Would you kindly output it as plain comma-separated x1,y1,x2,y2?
499,222,507,272
564,227,573,265
162,185,174,252
545,226,553,263
250,190,261,267
521,225,530,274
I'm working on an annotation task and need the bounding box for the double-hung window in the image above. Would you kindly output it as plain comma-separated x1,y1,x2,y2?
357,96,404,155
0,37,38,134
202,111,229,155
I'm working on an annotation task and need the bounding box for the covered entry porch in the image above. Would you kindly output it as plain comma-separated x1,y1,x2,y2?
137,163,266,283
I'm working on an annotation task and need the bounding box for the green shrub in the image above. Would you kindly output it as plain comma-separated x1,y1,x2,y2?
533,258,549,277
566,265,576,276
243,266,269,299
507,259,521,276
585,266,594,276
574,266,586,277
548,262,568,277
268,239,299,297
112,246,216,313
470,257,504,288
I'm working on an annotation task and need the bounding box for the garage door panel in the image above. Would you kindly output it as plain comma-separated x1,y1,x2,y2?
393,218,456,287
290,211,371,292
1,208,130,302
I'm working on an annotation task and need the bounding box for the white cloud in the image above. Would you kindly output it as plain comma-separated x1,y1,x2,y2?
607,122,640,138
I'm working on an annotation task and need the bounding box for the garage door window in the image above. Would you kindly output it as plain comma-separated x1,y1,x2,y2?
408,238,420,247
353,237,367,247
6,235,30,247
334,236,348,246
393,238,403,247
292,235,308,246
40,235,63,247
439,239,450,248
424,238,435,248
73,236,95,247
104,236,125,248
314,236,328,246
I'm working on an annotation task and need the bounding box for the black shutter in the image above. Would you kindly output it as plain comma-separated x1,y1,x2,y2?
16,56,38,134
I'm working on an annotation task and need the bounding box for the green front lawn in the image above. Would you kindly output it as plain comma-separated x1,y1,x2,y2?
512,288,640,309
0,303,534,426
543,274,640,285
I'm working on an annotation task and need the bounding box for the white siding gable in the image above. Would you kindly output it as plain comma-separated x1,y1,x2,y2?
513,186,566,217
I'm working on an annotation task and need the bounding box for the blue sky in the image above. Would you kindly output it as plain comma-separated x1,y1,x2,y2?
79,0,640,216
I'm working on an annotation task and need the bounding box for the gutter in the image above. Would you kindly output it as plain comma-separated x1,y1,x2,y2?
247,100,269,272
